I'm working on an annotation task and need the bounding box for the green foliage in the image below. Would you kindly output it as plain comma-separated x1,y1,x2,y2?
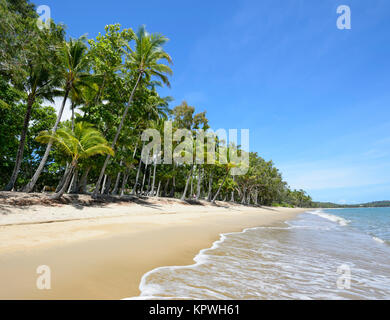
36,122,114,164
126,25,173,87
0,77,56,188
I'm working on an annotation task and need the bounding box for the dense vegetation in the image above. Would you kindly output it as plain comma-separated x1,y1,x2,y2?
0,0,313,207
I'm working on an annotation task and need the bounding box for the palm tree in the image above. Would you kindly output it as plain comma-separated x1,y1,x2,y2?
92,25,172,197
36,122,114,200
3,19,64,191
4,64,61,191
211,147,240,203
23,37,91,192
54,82,88,193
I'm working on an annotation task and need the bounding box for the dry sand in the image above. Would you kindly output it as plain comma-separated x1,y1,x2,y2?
0,194,307,299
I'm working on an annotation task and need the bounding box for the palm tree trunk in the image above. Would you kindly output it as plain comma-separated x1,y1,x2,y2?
241,189,246,204
4,95,34,191
70,168,79,194
181,167,193,201
132,143,138,158
131,142,143,195
196,166,202,200
163,179,170,197
155,180,161,197
50,164,75,200
141,159,149,194
101,175,107,194
55,163,70,193
146,165,152,194
212,170,229,203
103,175,111,194
132,159,142,195
23,87,71,193
120,169,129,196
79,167,90,194
67,172,75,193
71,102,75,131
92,73,143,197
230,190,235,202
207,175,213,201
112,162,122,195
190,171,193,198
230,176,235,202
150,158,157,196
170,165,176,197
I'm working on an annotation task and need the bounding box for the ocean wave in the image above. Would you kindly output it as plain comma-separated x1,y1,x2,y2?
372,236,389,245
309,210,350,226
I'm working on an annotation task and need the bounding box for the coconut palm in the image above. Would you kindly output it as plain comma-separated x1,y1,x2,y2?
211,147,241,203
3,19,65,191
92,25,173,197
23,37,92,192
4,64,62,191
36,122,114,200
53,83,86,194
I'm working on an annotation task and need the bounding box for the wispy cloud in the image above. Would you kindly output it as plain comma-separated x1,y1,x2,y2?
50,97,72,121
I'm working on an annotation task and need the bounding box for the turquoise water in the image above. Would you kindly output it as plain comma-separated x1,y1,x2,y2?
131,208,390,300
323,207,390,244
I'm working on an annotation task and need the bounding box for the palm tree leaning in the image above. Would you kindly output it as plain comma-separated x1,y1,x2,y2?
4,63,61,191
23,37,91,192
92,25,173,198
3,22,64,191
36,122,114,200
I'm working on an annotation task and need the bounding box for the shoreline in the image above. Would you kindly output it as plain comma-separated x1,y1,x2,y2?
0,195,307,299
129,222,293,300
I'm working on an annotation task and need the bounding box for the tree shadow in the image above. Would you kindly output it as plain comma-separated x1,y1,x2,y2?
181,199,206,206
0,204,12,215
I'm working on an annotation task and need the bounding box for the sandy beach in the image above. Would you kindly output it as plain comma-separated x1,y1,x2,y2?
0,193,306,299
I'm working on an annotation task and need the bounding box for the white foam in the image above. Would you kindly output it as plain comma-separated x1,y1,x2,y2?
309,210,350,226
372,236,385,244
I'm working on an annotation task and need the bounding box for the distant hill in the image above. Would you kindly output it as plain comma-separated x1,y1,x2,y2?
311,201,390,208
359,201,390,207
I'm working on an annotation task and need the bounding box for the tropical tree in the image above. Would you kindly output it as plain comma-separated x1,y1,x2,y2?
2,12,65,191
35,122,114,199
23,36,92,192
211,146,242,203
92,25,173,197
0,79,57,189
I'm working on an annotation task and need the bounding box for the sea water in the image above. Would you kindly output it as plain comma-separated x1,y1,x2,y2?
131,208,390,300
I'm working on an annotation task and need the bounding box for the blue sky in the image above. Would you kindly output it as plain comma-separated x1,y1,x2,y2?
41,0,390,203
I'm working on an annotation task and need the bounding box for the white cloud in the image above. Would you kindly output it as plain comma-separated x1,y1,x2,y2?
43,97,72,121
